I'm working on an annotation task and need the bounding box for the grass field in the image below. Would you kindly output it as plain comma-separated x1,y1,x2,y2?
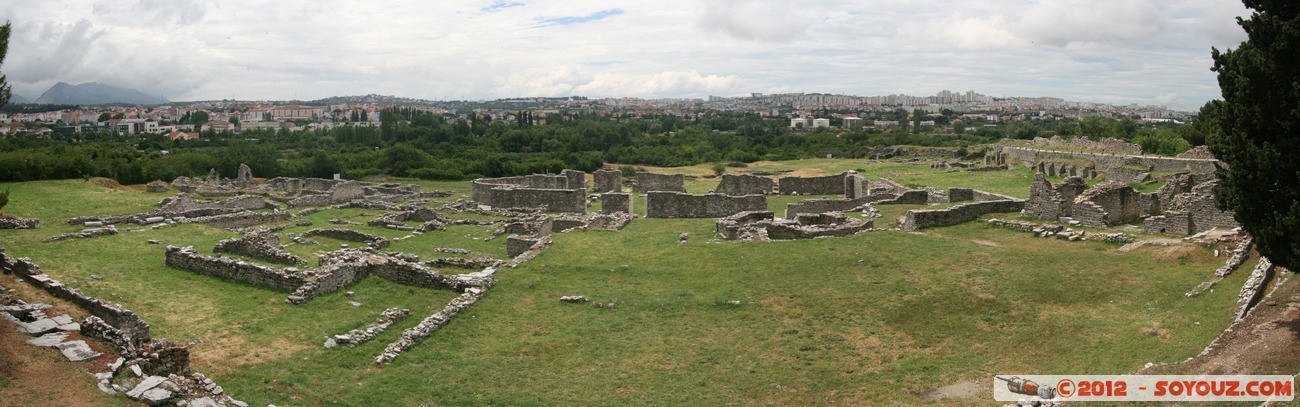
0,159,1250,405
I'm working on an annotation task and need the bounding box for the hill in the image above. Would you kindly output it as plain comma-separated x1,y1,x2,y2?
33,82,167,105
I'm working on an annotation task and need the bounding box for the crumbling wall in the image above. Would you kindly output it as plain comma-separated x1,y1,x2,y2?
778,173,847,196
714,174,773,195
1,247,150,339
901,200,1026,231
375,287,485,364
715,211,873,241
164,246,306,291
212,230,303,265
300,228,391,249
485,188,585,213
874,190,930,205
845,173,867,199
947,188,974,203
0,217,40,229
635,172,686,193
561,169,586,191
601,193,633,215
1021,173,1088,220
989,145,1219,174
1071,182,1142,227
507,236,544,258
592,169,622,193
644,192,766,218
870,178,910,196
181,210,290,229
1144,179,1239,235
785,195,894,218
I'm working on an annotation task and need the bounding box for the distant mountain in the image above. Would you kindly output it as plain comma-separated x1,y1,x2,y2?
34,82,167,105
8,94,29,104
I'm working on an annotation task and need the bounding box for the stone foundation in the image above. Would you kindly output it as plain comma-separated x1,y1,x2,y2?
0,216,40,230
714,174,773,195
634,172,686,193
901,200,1026,231
212,230,303,265
600,193,633,215
645,192,766,218
778,173,848,196
592,169,622,193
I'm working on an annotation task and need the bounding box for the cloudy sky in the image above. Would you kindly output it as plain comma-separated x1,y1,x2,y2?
1,0,1250,110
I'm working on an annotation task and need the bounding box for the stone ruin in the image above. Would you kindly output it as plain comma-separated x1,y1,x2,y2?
325,307,410,348
1,246,249,406
1178,145,1216,160
1022,173,1152,228
645,192,766,218
777,172,850,196
145,180,169,193
716,211,874,241
634,172,686,193
900,195,1025,232
471,174,585,213
713,173,773,195
592,168,623,193
1143,173,1239,235
0,216,40,230
298,228,391,250
213,229,304,265
600,193,634,215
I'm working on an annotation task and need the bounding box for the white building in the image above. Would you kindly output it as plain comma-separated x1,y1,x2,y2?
790,118,808,128
812,118,830,128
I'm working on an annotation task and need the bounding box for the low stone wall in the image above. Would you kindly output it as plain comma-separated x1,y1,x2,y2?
326,308,410,348
47,226,119,242
561,169,586,191
777,173,847,196
165,246,306,291
181,210,290,229
592,169,622,193
212,231,303,265
507,236,544,258
901,200,1026,231
785,195,895,218
991,145,1220,174
369,256,484,292
485,187,585,213
714,174,773,195
376,287,485,364
948,188,974,203
874,190,930,205
471,174,571,203
0,217,40,229
645,192,767,218
1,247,151,340
635,172,686,193
601,193,633,215
716,211,873,241
300,228,390,249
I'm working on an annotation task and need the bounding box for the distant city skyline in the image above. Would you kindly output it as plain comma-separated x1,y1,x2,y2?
1,1,1251,111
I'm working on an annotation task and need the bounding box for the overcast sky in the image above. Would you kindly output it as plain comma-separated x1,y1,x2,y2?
1,0,1251,110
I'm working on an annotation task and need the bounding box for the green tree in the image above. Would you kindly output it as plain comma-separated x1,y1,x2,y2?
191,111,210,127
98,113,111,122
1206,0,1300,270
0,22,10,108
711,163,726,176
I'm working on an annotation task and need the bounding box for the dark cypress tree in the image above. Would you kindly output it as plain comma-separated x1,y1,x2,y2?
1207,0,1300,269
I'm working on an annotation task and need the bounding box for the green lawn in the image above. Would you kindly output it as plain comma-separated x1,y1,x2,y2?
0,162,1235,405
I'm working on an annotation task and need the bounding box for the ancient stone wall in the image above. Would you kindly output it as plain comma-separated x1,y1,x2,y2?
785,195,894,218
601,193,633,215
901,200,1026,231
376,287,485,364
778,173,847,196
485,187,586,213
164,246,306,291
645,192,767,218
716,211,775,240
300,228,391,249
990,145,1219,174
181,210,290,229
1071,182,1142,227
0,217,40,229
716,211,873,240
507,236,544,258
212,231,303,265
714,174,773,196
874,190,930,205
635,172,686,193
947,188,974,203
845,173,868,199
1,247,151,339
592,169,622,193
1144,179,1239,234
870,178,910,196
561,169,586,191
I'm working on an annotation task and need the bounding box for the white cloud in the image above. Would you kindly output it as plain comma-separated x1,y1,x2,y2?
0,0,1249,110
697,0,812,42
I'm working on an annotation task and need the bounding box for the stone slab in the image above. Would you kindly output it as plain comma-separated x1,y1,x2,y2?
126,375,168,399
17,318,61,335
25,331,69,347
55,340,103,362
